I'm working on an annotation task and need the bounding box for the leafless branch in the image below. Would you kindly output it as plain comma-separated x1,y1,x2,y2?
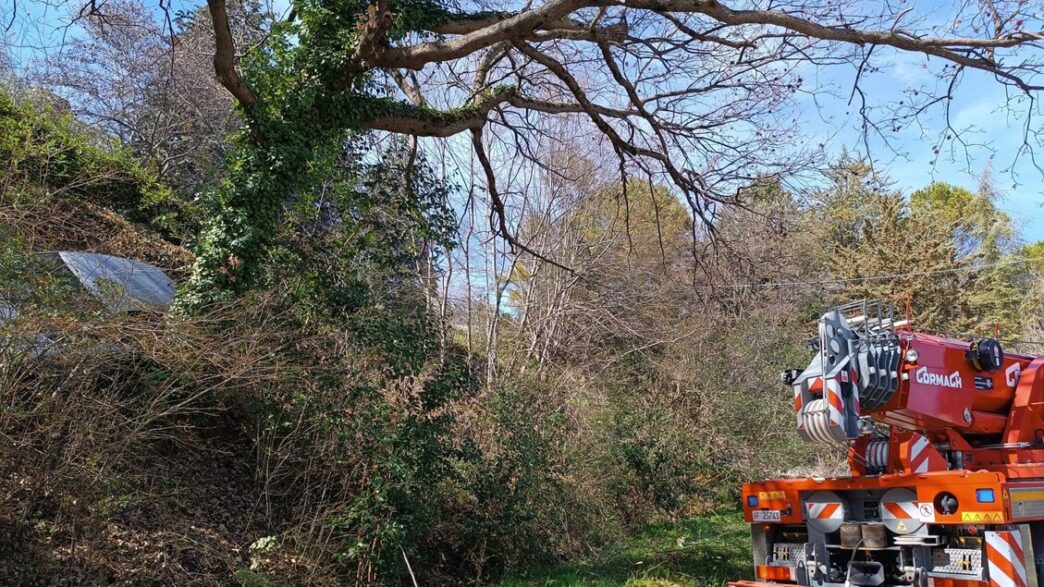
206,0,255,107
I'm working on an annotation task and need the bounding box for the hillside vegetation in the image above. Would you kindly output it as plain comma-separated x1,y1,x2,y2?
2,7,1044,576
3,60,1044,587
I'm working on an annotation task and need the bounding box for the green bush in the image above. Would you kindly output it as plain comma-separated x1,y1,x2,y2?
0,91,199,243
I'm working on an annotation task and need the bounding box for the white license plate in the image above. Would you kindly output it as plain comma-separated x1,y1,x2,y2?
752,510,782,522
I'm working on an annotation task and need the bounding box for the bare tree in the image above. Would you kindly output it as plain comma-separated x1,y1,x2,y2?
200,0,1043,232
34,0,264,195
12,0,1042,296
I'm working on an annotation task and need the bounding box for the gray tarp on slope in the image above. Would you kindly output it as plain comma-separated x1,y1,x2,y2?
57,251,175,311
0,252,175,327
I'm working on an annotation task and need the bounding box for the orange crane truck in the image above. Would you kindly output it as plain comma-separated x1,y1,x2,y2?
730,302,1044,587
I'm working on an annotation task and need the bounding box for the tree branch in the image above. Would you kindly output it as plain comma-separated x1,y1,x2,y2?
681,0,1044,91
345,0,394,74
379,0,590,69
380,0,1042,91
364,86,636,136
471,126,575,272
514,40,720,224
390,70,428,106
206,0,255,107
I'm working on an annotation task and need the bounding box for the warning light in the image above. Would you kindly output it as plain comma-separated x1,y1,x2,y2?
747,495,759,507
976,488,995,503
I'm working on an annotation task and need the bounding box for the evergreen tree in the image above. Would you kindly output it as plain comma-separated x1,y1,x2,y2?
816,159,1025,337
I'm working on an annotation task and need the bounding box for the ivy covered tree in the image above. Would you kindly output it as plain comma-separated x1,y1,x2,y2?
168,0,1044,305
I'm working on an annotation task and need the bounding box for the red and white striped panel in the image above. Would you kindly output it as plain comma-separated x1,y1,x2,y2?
823,377,846,428
806,502,843,521
805,491,846,533
909,434,931,473
880,500,922,535
986,530,1028,587
881,501,918,520
880,488,924,534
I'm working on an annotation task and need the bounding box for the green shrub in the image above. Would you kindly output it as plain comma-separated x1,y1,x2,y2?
0,91,199,243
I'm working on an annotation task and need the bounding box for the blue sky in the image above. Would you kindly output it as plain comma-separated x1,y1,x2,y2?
4,0,1043,242
798,44,1044,243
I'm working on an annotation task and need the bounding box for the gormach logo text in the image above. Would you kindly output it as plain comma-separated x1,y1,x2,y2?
914,366,963,389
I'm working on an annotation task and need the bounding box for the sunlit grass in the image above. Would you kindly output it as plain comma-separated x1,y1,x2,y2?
497,511,754,586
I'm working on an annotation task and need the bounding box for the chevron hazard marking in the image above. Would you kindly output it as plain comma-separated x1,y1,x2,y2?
986,530,1027,587
807,502,842,520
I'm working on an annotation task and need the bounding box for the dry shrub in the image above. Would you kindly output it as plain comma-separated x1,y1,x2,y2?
1,86,609,584
0,296,277,584
0,285,588,584
0,196,193,277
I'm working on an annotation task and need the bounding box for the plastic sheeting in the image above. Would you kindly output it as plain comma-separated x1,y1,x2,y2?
0,252,175,326
57,251,175,311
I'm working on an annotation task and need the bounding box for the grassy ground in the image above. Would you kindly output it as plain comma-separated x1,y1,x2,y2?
498,511,754,587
